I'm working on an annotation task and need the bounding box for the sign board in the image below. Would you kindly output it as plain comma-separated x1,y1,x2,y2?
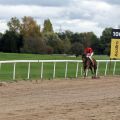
110,29,120,58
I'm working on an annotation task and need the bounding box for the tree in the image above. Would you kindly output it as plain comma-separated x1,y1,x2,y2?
80,32,96,48
100,27,112,54
57,32,71,54
44,33,64,54
70,42,84,57
86,32,99,54
20,16,46,53
68,32,99,55
71,33,82,43
7,17,21,33
1,31,22,52
43,19,54,33
5,17,23,53
20,16,41,37
0,33,3,51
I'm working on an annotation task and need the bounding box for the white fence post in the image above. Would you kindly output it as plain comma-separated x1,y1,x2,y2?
0,63,1,71
13,63,16,80
105,62,108,76
65,62,68,79
113,61,116,75
27,62,31,79
53,62,56,79
41,62,43,79
76,62,79,78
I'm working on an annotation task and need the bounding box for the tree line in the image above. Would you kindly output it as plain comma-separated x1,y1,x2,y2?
0,16,112,55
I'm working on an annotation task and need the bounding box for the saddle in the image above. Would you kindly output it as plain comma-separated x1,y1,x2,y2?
82,54,95,66
87,57,94,66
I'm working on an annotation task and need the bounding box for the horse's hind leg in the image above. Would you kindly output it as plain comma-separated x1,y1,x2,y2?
90,67,93,74
94,67,97,78
84,70,86,78
92,66,97,79
90,67,94,77
90,67,96,79
84,69,88,78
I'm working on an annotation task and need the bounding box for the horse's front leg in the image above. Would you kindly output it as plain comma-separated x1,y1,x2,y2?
84,70,86,78
90,67,94,74
90,67,95,78
83,67,86,78
91,67,97,78
94,67,97,78
84,69,88,78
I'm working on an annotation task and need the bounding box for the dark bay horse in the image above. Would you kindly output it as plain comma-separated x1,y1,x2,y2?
82,54,97,78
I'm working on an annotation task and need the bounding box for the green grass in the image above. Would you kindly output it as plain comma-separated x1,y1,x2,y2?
0,52,110,60
0,52,119,81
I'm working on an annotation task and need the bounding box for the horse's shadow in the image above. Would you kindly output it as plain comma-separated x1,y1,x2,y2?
81,54,98,79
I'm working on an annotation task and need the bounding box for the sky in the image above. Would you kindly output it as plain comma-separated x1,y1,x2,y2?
0,0,120,37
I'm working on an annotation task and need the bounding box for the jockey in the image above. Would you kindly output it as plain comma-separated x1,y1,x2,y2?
84,47,94,64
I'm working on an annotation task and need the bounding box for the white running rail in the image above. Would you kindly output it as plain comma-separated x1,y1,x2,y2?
0,60,120,80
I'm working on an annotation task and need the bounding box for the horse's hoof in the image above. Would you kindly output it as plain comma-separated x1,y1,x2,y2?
92,76,95,79
92,76,100,79
97,76,100,79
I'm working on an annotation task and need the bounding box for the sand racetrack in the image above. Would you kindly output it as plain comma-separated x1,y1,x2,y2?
0,77,120,120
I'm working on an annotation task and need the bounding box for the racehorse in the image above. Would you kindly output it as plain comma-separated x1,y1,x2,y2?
81,54,97,78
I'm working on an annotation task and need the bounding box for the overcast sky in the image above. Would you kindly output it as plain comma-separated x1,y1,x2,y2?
0,0,120,36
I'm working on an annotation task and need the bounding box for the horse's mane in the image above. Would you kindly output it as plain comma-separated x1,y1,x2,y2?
81,53,87,59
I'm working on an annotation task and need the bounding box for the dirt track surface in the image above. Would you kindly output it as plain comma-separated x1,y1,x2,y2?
0,77,120,120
